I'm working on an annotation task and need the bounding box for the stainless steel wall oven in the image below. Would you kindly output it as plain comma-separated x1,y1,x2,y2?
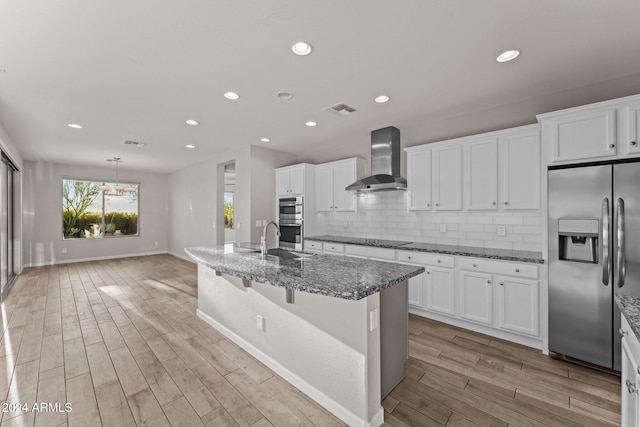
278,197,303,250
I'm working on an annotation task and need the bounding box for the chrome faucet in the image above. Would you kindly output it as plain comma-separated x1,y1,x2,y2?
261,221,280,257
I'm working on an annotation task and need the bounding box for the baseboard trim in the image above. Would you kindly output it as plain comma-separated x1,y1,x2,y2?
24,251,169,268
196,309,384,427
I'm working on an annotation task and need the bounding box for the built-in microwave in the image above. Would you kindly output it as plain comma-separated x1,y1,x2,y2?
278,196,303,220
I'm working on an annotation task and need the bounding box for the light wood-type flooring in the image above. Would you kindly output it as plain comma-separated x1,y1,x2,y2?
0,254,620,426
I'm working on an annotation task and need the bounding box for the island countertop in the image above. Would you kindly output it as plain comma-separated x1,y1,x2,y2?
185,243,424,301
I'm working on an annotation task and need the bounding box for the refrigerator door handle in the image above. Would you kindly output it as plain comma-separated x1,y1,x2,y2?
617,197,626,288
602,198,610,286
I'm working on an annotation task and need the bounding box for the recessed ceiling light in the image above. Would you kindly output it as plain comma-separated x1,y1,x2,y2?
496,49,520,63
375,95,390,103
291,41,313,56
67,123,83,129
185,119,199,126
277,92,294,100
260,138,270,143
185,144,196,149
305,121,317,127
224,91,240,100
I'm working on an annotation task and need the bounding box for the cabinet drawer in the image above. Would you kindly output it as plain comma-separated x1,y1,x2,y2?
622,315,640,359
345,245,396,261
323,243,345,254
458,257,538,279
305,240,323,251
398,251,454,268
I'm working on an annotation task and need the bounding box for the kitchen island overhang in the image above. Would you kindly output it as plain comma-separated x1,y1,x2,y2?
185,244,424,427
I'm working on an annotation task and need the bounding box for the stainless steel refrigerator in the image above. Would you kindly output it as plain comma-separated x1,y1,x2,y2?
549,160,640,371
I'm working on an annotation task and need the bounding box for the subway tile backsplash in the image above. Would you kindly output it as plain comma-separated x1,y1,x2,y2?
323,192,543,252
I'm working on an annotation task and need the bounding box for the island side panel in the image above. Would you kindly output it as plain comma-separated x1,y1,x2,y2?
196,264,383,427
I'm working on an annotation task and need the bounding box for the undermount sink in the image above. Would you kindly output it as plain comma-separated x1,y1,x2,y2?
266,248,314,260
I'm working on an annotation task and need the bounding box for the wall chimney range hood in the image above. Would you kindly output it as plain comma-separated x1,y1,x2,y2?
346,126,407,193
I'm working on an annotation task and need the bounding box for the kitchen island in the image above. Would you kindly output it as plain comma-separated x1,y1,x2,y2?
185,243,424,427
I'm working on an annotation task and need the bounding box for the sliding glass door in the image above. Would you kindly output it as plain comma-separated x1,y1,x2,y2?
1,153,17,299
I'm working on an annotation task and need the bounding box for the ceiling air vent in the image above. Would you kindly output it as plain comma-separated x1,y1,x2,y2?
324,103,356,116
124,140,147,148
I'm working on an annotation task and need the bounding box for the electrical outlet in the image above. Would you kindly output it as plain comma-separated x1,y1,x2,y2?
439,223,447,233
61,248,67,254
497,225,506,236
256,315,265,331
369,308,378,332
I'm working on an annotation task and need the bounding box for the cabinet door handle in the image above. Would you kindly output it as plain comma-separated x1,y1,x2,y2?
473,263,477,267
515,268,520,273
426,271,430,275
609,144,616,149
631,141,637,146
504,201,509,205
437,260,441,263
620,328,628,337
626,379,638,394
487,280,492,284
499,282,504,286
492,202,496,206
435,203,439,207
427,203,430,207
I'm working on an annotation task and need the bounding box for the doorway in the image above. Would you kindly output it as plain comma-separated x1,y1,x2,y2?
1,153,18,300
223,162,236,243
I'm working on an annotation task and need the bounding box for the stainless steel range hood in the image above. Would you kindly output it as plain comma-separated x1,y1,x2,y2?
346,126,407,193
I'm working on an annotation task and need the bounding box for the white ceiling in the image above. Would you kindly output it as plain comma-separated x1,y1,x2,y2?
2,1,640,173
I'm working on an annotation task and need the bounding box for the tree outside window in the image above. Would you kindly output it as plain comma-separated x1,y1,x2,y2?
224,192,234,229
63,178,139,239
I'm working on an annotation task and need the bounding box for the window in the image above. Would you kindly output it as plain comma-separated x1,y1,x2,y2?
62,178,139,239
224,192,234,229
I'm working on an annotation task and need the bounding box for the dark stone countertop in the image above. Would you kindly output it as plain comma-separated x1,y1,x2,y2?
616,294,640,342
185,243,424,301
305,235,544,264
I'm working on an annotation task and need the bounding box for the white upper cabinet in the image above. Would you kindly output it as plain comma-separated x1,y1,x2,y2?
433,144,462,211
538,94,640,165
626,102,640,155
315,158,364,213
549,108,617,162
464,137,498,210
406,149,431,211
333,162,358,211
406,124,540,213
276,165,305,197
315,165,334,212
502,128,541,210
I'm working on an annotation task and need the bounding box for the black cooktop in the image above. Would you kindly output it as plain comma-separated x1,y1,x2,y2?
345,238,412,248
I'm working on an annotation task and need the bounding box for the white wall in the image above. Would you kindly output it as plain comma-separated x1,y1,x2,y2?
167,145,295,257
22,161,169,267
324,191,542,252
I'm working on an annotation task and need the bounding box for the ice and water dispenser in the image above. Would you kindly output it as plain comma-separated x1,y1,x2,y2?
558,219,599,263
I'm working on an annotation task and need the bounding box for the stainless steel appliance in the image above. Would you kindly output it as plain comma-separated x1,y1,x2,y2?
346,126,407,193
278,197,303,250
549,160,640,371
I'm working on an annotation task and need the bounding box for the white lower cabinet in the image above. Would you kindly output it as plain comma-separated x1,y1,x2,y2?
404,252,540,341
424,267,456,316
621,314,640,427
497,276,539,336
459,271,493,325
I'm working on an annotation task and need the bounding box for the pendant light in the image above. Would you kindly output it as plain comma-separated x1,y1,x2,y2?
102,157,135,196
